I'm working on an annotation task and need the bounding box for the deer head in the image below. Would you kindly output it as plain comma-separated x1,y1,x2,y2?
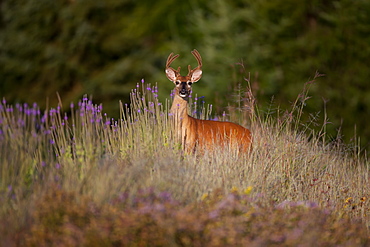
165,49,203,98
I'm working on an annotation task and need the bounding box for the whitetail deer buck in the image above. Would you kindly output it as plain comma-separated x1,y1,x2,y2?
166,49,252,153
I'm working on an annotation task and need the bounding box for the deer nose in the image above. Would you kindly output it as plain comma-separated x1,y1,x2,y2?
179,82,189,97
179,88,188,97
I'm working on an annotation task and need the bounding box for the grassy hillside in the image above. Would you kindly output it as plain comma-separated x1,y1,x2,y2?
0,79,369,246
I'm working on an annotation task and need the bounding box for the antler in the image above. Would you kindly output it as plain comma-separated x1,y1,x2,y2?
166,50,203,83
187,49,202,76
166,52,181,74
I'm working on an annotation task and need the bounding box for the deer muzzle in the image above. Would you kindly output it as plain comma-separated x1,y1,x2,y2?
179,82,190,98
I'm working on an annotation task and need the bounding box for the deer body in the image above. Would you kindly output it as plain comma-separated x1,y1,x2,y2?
166,50,252,153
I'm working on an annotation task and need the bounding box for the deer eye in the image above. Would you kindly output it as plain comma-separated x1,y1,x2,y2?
188,82,192,86
175,81,180,85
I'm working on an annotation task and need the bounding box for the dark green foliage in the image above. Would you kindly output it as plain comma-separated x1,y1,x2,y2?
1,0,370,150
0,0,192,113
184,0,370,149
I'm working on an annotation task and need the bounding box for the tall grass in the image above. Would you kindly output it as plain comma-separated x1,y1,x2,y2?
0,77,369,245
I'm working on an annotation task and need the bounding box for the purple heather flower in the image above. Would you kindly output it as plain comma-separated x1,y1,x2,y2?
17,119,25,127
49,109,55,116
209,210,219,219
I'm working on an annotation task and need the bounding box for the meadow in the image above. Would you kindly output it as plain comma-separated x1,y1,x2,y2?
0,77,369,246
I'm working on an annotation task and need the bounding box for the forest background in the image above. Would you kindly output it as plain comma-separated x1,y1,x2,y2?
1,0,370,153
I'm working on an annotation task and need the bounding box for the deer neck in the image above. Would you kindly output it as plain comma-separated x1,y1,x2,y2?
170,94,189,122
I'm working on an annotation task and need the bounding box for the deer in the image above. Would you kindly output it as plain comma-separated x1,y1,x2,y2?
165,49,252,154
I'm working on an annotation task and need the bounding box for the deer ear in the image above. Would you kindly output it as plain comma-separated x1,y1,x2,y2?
191,69,202,82
165,68,177,82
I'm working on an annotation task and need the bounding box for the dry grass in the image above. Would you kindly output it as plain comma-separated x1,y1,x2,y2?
0,78,369,246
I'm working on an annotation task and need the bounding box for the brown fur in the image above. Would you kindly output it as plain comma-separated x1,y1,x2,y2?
166,50,252,154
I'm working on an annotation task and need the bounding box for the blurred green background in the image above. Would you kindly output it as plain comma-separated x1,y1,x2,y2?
1,0,369,152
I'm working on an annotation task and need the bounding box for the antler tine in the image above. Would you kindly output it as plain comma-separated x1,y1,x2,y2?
188,49,202,75
191,49,202,68
166,53,180,69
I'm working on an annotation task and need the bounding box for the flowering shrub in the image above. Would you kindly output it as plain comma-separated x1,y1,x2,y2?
18,187,370,246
